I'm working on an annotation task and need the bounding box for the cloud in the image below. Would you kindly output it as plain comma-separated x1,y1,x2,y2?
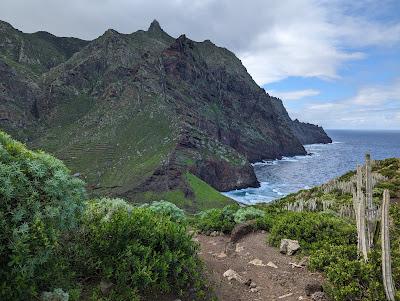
350,79,400,106
269,89,320,101
0,0,399,85
288,79,400,129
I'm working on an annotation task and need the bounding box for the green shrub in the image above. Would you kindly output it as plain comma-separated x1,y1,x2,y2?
268,212,356,250
233,207,265,223
73,198,207,300
254,213,276,232
309,244,386,301
143,200,186,222
0,131,86,300
195,205,239,233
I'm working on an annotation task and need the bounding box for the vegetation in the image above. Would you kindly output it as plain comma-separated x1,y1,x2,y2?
2,130,399,301
268,212,356,250
0,131,210,301
71,199,208,300
264,157,400,301
142,200,186,222
0,131,86,300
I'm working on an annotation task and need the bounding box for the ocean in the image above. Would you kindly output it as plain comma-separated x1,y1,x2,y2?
224,129,400,205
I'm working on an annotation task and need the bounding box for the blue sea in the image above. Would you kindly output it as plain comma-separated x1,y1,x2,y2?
224,130,400,204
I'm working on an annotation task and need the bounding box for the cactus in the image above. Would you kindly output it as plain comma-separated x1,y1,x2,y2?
354,164,369,260
365,153,378,249
381,189,396,301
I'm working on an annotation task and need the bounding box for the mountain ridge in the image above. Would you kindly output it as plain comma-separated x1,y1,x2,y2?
0,20,331,211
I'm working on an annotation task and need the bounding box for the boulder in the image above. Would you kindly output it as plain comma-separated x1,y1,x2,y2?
280,239,300,255
230,220,256,243
305,281,323,296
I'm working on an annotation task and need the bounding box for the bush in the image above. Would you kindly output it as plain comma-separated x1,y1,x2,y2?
143,200,186,222
254,213,276,232
195,205,239,233
72,198,208,300
309,244,386,301
268,212,356,250
0,131,86,300
233,207,265,223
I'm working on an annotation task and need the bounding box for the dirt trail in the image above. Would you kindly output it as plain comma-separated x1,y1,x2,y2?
196,231,325,301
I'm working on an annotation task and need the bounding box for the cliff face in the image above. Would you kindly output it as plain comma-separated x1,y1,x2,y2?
0,20,331,210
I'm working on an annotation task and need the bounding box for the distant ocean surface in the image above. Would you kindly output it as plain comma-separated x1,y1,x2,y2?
224,130,400,205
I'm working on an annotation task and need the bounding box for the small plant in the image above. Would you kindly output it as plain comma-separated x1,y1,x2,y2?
41,288,69,301
233,207,265,223
195,205,239,233
143,200,186,222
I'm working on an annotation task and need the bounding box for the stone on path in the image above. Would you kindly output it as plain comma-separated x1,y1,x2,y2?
280,239,300,255
278,292,294,299
249,258,266,266
223,269,245,283
267,261,278,269
235,243,244,252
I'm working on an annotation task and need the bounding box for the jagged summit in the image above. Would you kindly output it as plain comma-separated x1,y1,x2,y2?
148,19,162,32
103,28,120,36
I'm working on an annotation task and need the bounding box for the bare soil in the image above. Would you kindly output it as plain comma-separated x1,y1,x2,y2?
196,231,325,301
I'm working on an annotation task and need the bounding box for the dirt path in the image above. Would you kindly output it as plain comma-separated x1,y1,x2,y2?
196,231,325,301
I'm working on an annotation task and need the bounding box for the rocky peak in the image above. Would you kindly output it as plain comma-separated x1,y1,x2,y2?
148,19,162,33
172,34,194,53
103,28,120,37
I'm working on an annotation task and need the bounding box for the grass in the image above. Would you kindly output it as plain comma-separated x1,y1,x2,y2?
185,172,233,209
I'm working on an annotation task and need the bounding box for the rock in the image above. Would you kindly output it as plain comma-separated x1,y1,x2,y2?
248,258,266,266
214,252,227,258
230,220,256,243
100,280,114,295
311,291,329,301
305,281,323,296
235,243,244,252
223,269,245,283
278,293,293,299
73,172,81,177
280,239,300,255
210,231,219,237
267,261,278,269
250,288,258,293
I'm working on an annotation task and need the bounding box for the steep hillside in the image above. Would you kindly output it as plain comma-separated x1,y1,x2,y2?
0,20,331,211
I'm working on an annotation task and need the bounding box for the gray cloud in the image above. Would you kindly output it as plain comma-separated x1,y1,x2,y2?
0,0,399,85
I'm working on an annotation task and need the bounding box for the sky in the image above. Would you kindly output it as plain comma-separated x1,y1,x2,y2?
1,0,399,130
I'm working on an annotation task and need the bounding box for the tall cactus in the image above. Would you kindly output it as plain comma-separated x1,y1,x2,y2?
354,164,369,260
381,189,396,301
365,153,378,249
